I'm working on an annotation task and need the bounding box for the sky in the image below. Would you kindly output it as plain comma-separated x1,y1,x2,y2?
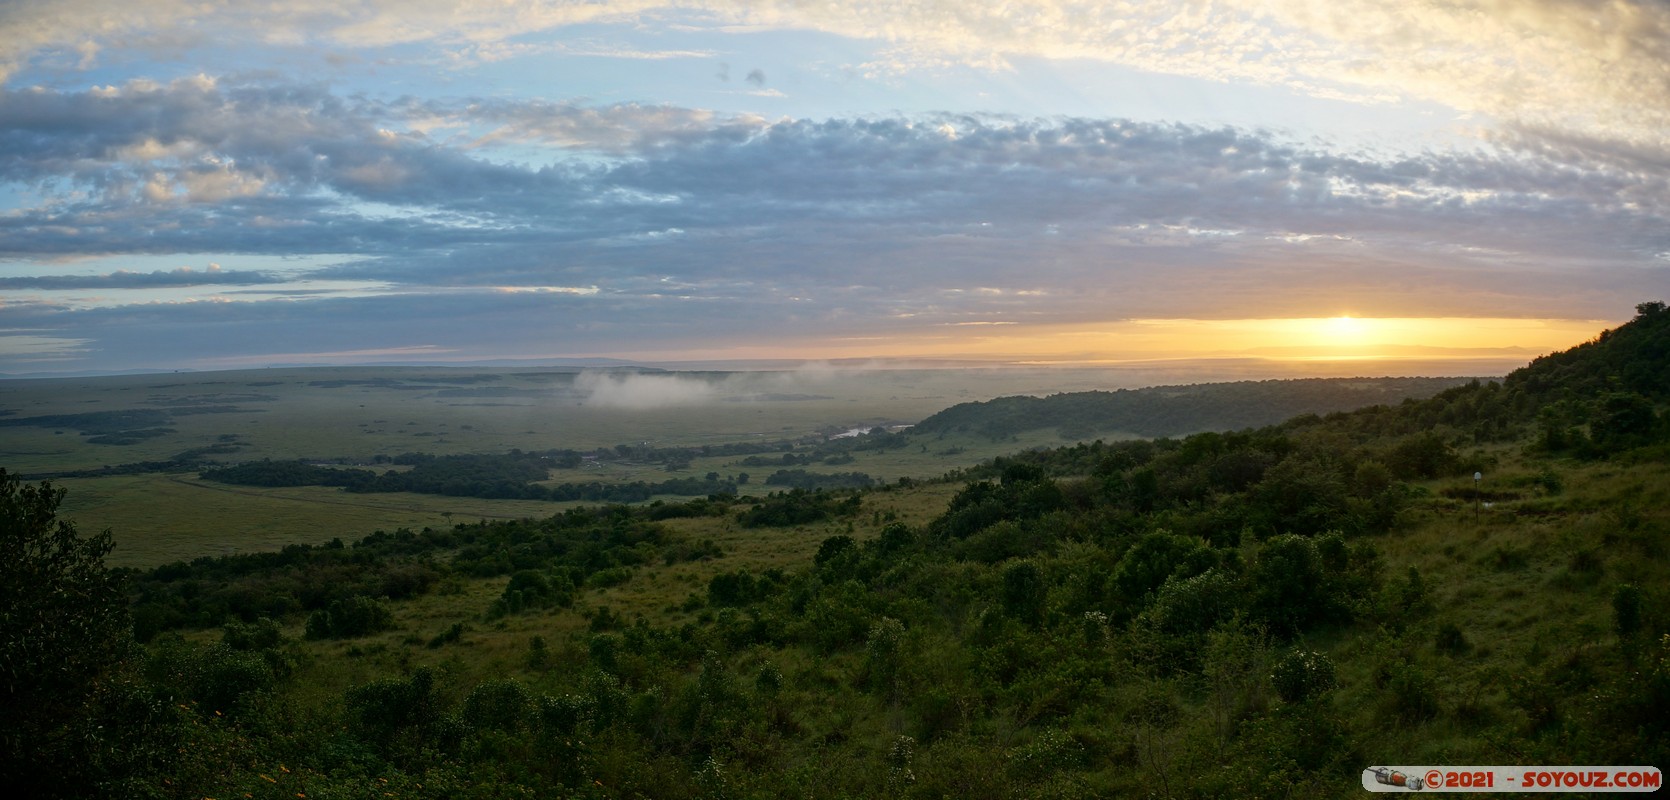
1,0,1667,375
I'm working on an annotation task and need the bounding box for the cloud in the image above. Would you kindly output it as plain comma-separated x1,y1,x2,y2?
0,266,282,289
2,70,1667,371
0,330,95,362
450,99,767,152
5,79,1664,304
3,1,1668,159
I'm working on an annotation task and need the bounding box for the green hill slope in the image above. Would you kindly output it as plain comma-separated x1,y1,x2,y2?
913,376,1479,439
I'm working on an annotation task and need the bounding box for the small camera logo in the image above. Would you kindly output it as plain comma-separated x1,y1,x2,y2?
1367,767,1424,791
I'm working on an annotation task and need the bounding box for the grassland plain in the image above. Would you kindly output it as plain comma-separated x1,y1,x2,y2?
0,365,1176,473
43,425,1077,567
0,364,1142,565
5,364,1485,566
53,473,579,567
0,362,1492,475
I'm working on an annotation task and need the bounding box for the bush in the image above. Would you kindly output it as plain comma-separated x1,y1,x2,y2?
1149,569,1239,635
1112,531,1212,608
1251,535,1329,637
1435,622,1470,655
221,617,284,651
587,566,634,588
344,667,443,745
1614,584,1643,638
1383,659,1440,723
1009,728,1086,778
814,535,857,568
865,617,907,698
1000,561,1047,628
305,595,396,639
427,622,465,649
589,634,620,673
464,679,533,733
526,636,548,670
1271,649,1337,703
878,522,915,553
708,570,759,607
755,662,783,696
195,646,276,713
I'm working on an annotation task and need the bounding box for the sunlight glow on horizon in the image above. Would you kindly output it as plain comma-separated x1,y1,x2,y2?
594,315,1618,366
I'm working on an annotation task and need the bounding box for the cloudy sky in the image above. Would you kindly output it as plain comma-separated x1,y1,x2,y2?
2,0,1667,374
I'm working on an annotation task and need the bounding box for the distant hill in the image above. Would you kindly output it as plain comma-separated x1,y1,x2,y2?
912,376,1482,439
916,302,1670,444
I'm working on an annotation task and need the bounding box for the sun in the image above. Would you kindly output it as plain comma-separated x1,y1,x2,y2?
1323,315,1366,340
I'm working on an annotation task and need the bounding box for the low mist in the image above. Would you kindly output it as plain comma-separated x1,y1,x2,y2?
569,364,867,410
572,371,722,409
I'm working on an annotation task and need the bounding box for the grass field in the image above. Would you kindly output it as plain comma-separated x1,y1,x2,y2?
54,473,577,567
7,363,1502,568
0,365,1158,474
1,360,1497,474
43,424,1093,567
4,365,1153,566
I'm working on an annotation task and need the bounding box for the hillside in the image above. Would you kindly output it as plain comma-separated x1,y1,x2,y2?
913,376,1479,440
4,302,1668,798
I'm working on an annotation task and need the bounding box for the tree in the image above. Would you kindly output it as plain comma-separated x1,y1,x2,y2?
1250,534,1328,637
1000,560,1047,628
1592,391,1657,450
0,470,136,796
1271,649,1338,703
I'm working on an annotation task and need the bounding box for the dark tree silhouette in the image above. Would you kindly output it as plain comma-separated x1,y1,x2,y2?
0,469,136,797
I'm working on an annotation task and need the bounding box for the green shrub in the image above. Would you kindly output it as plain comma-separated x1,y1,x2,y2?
220,617,284,651
304,595,395,639
195,646,277,713
1383,659,1440,723
1614,584,1643,638
1009,728,1086,778
1149,569,1238,635
589,634,620,673
1435,622,1470,655
344,667,443,744
1271,649,1337,704
538,693,595,737
1112,531,1211,608
526,635,548,670
587,566,633,589
1251,535,1328,637
708,570,759,607
463,678,533,733
815,535,857,567
427,622,465,649
865,617,907,698
755,662,783,696
1001,560,1047,628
